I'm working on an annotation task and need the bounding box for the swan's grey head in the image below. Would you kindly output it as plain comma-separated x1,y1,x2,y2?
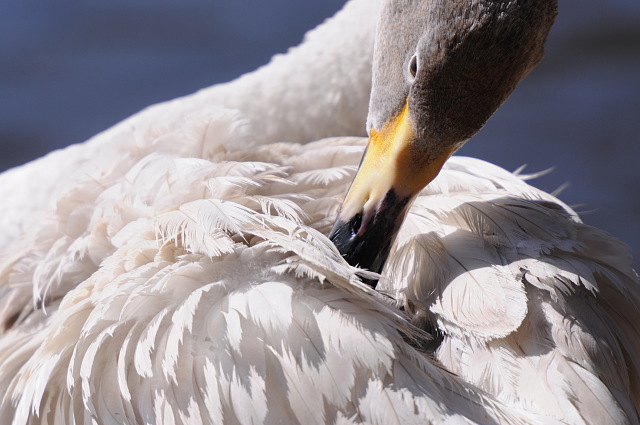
330,0,557,283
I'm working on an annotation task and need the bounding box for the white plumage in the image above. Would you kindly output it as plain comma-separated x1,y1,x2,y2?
1,1,639,424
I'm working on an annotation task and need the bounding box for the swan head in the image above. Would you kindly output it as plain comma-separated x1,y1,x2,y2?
329,0,557,284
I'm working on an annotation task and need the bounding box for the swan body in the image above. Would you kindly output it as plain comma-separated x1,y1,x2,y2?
1,0,639,424
0,128,537,423
5,124,639,424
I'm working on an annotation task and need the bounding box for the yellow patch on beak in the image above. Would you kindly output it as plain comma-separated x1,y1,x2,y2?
340,100,452,222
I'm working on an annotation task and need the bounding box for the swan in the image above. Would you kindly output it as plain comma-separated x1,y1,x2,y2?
0,1,638,425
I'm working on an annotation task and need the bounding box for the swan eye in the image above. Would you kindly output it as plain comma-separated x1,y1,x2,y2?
408,54,418,79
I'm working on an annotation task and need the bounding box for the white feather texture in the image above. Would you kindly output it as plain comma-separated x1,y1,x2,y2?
1,123,557,424
1,0,639,424
380,161,640,424
1,120,639,423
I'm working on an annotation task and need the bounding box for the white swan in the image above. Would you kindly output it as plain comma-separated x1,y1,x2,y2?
0,1,638,425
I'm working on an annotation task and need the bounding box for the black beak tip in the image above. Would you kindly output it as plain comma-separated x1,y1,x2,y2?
328,215,393,289
329,189,412,289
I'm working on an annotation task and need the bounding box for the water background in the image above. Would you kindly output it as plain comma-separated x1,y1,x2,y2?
1,0,639,258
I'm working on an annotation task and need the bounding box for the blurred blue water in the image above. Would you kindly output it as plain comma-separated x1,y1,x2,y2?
1,0,639,257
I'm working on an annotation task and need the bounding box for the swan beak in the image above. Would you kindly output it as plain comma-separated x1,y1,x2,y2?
329,101,451,285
